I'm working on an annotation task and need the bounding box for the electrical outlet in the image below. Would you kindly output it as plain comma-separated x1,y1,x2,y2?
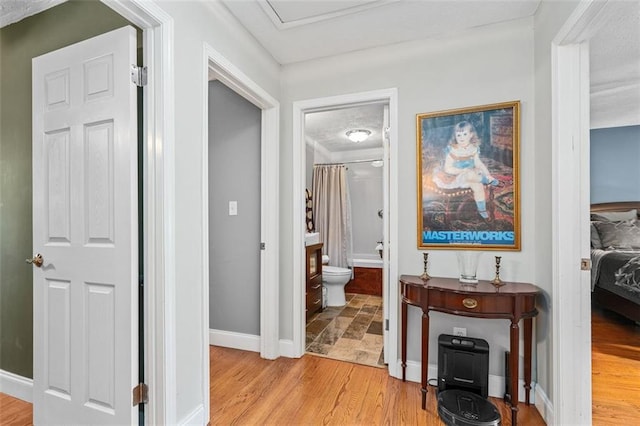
453,327,467,337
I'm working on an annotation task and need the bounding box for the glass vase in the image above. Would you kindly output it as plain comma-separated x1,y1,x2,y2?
457,251,482,284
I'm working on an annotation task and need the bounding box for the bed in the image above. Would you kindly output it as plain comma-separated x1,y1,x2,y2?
590,202,640,323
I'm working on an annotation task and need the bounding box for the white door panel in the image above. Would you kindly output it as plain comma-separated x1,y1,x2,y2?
32,26,138,425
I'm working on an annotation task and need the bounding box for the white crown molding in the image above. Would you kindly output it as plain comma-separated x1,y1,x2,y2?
257,0,399,30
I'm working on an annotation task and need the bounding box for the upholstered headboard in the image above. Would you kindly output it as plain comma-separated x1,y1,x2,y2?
591,202,640,217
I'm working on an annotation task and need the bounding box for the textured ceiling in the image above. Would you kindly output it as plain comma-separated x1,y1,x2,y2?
2,1,638,131
305,103,385,154
0,0,65,27
222,0,542,64
589,0,640,129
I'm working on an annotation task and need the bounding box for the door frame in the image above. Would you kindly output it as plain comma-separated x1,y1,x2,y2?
201,39,280,374
551,0,611,423
291,88,399,378
101,1,174,424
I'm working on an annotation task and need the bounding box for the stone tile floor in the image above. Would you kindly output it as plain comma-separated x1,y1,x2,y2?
305,293,385,368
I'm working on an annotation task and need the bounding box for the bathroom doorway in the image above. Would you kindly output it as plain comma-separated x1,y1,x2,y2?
305,103,386,367
292,89,399,375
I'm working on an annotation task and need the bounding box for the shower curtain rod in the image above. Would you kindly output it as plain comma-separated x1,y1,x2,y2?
313,158,383,166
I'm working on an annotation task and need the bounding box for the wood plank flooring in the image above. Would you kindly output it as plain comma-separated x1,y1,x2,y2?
591,306,640,425
0,393,31,426
1,307,638,425
209,345,544,425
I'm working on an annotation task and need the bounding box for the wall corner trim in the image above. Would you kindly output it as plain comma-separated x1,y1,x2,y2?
0,369,33,403
535,384,554,425
177,403,205,426
278,339,297,358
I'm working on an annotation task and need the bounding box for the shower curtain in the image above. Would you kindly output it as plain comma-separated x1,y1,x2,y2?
312,164,352,268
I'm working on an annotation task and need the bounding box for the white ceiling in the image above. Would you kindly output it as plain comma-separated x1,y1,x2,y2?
221,0,542,64
0,0,65,27
305,103,385,154
589,0,640,129
225,0,636,149
2,0,639,133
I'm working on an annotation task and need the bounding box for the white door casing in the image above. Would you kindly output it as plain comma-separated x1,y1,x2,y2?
551,0,609,422
382,103,390,364
32,26,138,425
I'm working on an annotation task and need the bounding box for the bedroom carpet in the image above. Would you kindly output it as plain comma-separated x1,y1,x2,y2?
305,293,385,368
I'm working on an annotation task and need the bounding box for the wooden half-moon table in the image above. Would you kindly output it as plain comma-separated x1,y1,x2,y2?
400,275,540,426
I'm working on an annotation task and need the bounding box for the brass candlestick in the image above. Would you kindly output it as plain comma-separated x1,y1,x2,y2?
420,252,431,281
492,256,504,286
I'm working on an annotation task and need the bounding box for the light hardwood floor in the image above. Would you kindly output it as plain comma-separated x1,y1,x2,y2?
0,393,30,426
1,307,638,425
209,346,543,425
591,306,640,425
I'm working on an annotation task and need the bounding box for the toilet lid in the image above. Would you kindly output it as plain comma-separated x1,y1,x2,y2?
323,265,351,275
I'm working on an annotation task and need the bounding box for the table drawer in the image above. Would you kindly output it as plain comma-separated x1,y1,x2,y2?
429,291,514,315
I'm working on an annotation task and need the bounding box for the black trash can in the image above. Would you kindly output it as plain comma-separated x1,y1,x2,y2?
437,389,501,426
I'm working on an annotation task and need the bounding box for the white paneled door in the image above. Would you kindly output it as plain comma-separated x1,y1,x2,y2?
31,26,138,425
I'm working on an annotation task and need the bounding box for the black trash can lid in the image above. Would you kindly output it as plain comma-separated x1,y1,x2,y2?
437,389,501,426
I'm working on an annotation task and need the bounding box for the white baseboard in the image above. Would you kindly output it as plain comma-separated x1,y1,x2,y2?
278,339,297,358
208,332,301,359
535,384,553,424
209,329,260,353
399,359,536,403
178,403,205,425
0,369,33,403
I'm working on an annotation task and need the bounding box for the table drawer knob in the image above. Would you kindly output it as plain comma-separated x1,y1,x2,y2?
462,298,478,309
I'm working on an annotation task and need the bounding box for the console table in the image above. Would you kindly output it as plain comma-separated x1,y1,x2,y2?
400,275,540,426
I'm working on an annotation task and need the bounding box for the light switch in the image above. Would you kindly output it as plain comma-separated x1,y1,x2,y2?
229,201,238,216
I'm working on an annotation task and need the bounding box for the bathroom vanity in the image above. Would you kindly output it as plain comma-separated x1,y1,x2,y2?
305,243,323,321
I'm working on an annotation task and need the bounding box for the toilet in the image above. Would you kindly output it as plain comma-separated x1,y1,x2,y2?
321,256,352,307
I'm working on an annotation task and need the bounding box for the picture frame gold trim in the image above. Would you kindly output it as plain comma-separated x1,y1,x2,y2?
416,101,521,250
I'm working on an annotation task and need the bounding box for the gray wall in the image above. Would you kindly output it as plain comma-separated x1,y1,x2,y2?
208,81,261,335
591,125,640,203
0,0,135,379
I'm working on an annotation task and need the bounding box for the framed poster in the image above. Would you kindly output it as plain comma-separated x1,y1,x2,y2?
416,101,520,250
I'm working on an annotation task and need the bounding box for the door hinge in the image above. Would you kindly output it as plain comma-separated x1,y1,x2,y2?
132,383,148,406
385,319,389,331
131,65,147,87
260,242,266,250
581,258,591,271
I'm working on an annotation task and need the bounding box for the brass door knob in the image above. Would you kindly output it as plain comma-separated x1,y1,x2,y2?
26,254,43,267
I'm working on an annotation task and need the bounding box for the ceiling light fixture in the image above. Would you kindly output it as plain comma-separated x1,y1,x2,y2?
345,129,371,143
